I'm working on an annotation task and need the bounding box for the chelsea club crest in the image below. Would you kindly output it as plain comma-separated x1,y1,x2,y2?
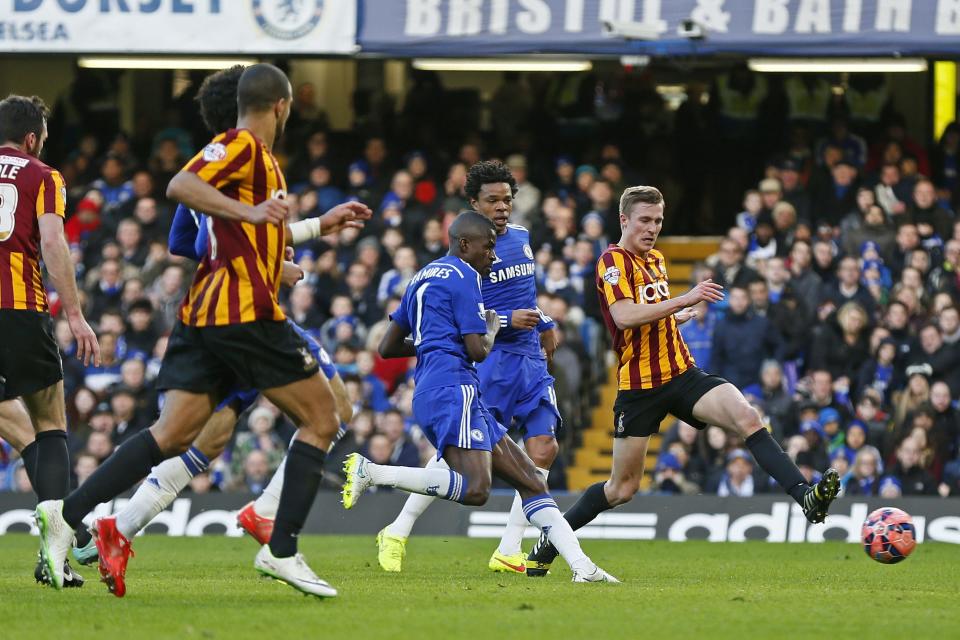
253,0,324,40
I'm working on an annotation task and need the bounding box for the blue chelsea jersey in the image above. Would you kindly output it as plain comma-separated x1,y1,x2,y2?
484,224,554,356
392,255,488,393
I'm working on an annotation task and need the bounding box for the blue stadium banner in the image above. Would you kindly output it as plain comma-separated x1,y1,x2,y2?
0,0,357,53
358,0,960,56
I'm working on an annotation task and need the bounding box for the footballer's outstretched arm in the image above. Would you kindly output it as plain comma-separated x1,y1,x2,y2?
378,320,417,359
287,201,372,245
608,279,724,330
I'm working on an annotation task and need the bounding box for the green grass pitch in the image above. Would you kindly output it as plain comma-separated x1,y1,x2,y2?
1,534,958,639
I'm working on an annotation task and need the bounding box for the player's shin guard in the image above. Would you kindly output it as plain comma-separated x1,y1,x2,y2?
269,440,326,558
368,461,467,503
522,494,593,574
62,430,165,530
34,430,71,500
745,428,808,504
386,457,449,538
115,447,209,539
498,467,549,555
256,425,346,520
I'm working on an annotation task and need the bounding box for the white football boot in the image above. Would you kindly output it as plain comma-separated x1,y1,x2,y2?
254,545,338,598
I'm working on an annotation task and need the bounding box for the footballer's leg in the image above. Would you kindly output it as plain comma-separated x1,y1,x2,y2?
1,395,83,587
254,372,340,598
37,390,215,593
492,421,557,574
690,383,839,523
491,434,617,583
526,435,647,576
239,369,350,544
344,386,485,510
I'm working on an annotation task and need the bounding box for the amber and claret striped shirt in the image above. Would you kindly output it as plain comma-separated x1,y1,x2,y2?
596,244,694,390
0,148,66,313
180,129,288,327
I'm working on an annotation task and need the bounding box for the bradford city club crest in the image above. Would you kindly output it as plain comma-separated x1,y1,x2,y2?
253,0,324,40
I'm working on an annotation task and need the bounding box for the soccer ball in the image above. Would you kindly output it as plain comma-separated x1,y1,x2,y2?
861,507,916,564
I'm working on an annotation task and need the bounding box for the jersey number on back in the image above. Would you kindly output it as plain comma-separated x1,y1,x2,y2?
0,184,18,242
414,283,430,346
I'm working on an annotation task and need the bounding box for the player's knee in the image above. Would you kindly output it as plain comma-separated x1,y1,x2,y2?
150,425,193,456
734,403,763,436
462,475,491,506
608,479,639,506
529,438,559,468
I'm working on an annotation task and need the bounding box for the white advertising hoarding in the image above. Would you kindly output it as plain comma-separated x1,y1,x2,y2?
0,0,357,54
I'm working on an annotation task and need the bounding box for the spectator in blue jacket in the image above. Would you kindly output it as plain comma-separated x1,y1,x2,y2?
710,285,783,390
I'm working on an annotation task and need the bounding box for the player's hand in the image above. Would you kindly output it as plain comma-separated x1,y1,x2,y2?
485,309,501,336
68,313,101,367
245,198,289,225
285,246,295,261
682,279,724,306
511,309,540,330
319,201,373,235
674,308,698,325
280,260,304,287
540,327,559,364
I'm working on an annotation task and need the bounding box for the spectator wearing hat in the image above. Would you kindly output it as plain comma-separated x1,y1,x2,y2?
799,420,830,472
346,160,374,205
573,165,598,215
778,159,813,223
812,158,860,227
652,452,698,496
711,285,783,390
551,155,576,201
818,407,846,457
711,449,765,497
885,437,937,495
842,421,870,462
64,196,102,247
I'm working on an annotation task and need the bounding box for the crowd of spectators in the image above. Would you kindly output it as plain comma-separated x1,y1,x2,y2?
654,121,960,499
3,66,960,502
